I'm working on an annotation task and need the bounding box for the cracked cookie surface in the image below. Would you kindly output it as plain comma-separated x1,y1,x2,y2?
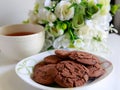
69,51,100,65
87,63,105,78
54,61,89,88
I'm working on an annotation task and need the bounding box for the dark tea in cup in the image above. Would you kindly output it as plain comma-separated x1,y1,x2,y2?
6,32,35,36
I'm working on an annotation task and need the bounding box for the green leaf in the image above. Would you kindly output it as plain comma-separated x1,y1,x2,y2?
47,46,54,50
68,3,77,9
34,3,39,13
96,4,103,9
86,3,99,19
45,24,51,31
44,7,51,11
69,43,75,48
42,20,49,24
68,29,78,43
22,19,29,24
72,4,85,27
93,36,102,42
111,4,120,15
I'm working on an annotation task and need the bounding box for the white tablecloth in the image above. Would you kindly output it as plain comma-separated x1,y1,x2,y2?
0,34,120,90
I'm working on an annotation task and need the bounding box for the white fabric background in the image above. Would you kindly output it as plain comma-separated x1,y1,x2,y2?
0,0,34,26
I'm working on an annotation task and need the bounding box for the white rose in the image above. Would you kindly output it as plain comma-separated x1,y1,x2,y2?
55,1,74,21
38,8,56,24
78,25,90,36
86,13,112,31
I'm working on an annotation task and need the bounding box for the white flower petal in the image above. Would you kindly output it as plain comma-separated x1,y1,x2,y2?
74,39,85,48
44,0,52,7
58,29,64,35
38,8,56,23
55,1,74,21
53,35,70,49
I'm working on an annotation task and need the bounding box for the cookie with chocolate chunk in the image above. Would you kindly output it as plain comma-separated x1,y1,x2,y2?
32,64,56,85
54,61,89,88
69,51,100,65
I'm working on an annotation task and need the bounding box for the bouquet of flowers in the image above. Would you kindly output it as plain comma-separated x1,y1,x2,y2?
25,0,118,55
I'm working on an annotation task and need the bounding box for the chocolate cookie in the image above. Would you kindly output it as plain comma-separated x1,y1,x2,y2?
32,64,56,85
55,50,70,59
44,55,61,64
87,63,105,78
33,61,46,72
54,61,89,88
69,51,100,65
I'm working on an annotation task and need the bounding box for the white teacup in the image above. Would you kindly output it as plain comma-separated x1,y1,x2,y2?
0,24,45,61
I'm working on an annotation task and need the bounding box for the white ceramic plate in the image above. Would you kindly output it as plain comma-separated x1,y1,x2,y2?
15,50,113,90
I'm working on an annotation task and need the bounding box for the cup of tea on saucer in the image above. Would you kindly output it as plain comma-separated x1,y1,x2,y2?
0,24,45,62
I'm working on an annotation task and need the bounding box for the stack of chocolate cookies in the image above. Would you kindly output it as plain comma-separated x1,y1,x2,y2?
32,50,105,88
